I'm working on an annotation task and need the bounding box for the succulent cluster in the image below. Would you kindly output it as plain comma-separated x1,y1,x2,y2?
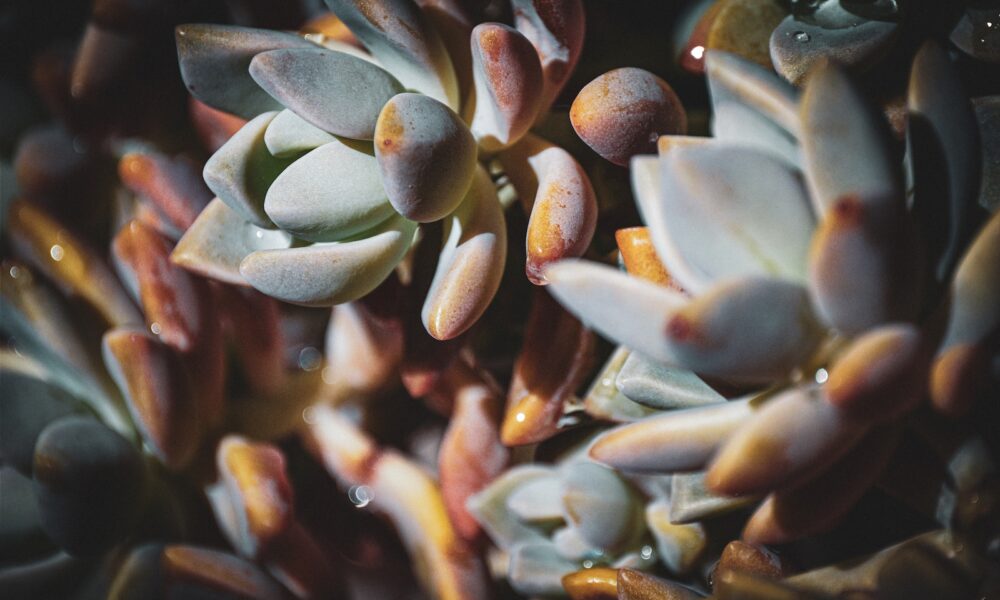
2,0,1000,599
172,0,597,342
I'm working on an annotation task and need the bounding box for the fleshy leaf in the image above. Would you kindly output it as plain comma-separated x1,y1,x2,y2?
374,93,477,222
175,24,313,119
265,140,395,242
249,47,403,140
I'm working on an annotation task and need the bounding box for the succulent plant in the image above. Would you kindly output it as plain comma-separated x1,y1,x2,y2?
172,0,598,341
518,42,1000,596
4,1,1000,599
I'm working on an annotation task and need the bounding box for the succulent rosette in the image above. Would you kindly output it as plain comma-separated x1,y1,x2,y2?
172,0,598,341
542,42,1000,563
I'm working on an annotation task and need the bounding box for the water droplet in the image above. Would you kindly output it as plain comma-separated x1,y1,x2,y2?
255,230,264,239
815,368,829,384
640,545,654,560
9,265,21,279
581,559,594,569
150,322,162,335
348,485,373,508
298,346,322,371
794,31,811,43
302,406,316,424
49,245,65,261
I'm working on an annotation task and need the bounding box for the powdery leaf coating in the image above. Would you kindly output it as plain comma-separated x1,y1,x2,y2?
571,68,687,167
704,50,799,136
422,166,507,340
800,61,901,217
588,398,755,473
171,198,291,287
203,111,293,228
511,0,585,113
374,93,477,222
526,149,597,283
655,144,814,290
616,351,726,410
240,214,417,307
706,385,863,497
807,193,903,335
175,24,314,119
544,259,687,365
102,328,199,470
264,109,336,158
249,47,404,140
826,323,927,422
264,140,395,243
469,23,544,152
323,0,459,109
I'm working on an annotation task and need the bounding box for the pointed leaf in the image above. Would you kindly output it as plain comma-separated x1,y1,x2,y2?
646,499,706,574
826,323,927,422
213,436,294,558
175,24,313,119
705,50,799,135
657,145,814,290
544,260,687,365
617,352,725,410
241,214,416,306
249,47,403,140
801,61,902,216
172,198,291,286
589,398,755,473
663,277,821,383
707,385,863,496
